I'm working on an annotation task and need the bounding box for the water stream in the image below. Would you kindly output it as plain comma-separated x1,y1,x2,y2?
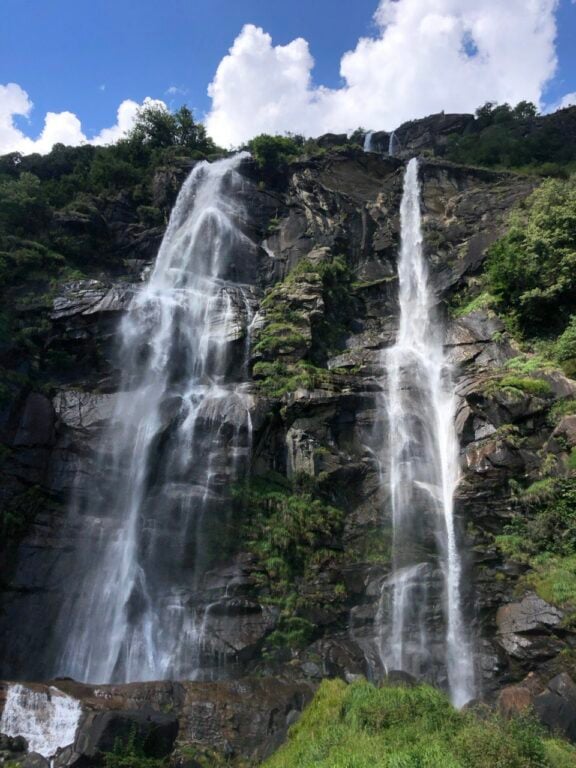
53,153,257,683
378,158,475,707
0,685,81,758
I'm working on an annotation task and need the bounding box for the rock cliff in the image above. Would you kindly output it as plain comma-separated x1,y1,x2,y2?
1,139,575,763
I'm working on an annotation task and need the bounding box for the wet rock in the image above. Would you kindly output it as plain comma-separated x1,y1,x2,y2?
21,753,50,768
13,394,55,448
53,391,117,431
552,415,576,448
51,281,109,320
200,599,279,662
73,710,178,761
496,594,564,661
383,670,418,687
0,734,27,752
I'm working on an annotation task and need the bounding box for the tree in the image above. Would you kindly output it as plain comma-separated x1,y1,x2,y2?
126,103,216,155
486,177,576,336
0,172,50,235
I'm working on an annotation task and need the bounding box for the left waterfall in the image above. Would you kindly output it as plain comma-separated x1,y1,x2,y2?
52,154,257,683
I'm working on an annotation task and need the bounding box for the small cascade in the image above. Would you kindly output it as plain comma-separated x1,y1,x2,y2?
0,684,81,758
50,153,259,684
388,131,399,157
378,158,475,706
363,131,375,152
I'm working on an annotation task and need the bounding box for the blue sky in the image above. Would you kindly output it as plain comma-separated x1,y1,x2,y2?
1,0,575,151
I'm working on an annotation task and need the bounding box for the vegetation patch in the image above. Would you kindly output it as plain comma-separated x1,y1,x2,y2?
253,252,357,398
496,476,576,617
234,474,344,656
484,375,553,399
263,677,575,768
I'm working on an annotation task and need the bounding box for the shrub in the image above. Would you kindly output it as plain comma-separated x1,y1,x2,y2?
485,178,576,337
246,134,302,179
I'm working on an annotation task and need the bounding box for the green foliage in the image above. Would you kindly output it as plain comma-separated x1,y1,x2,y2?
554,316,576,377
103,728,166,768
548,398,576,426
264,678,570,768
247,134,302,179
0,238,64,288
0,172,51,235
445,100,576,174
485,178,576,337
496,477,576,614
528,553,576,610
253,360,331,398
484,375,553,399
127,104,215,154
234,474,343,655
253,253,357,397
504,353,557,375
450,290,496,318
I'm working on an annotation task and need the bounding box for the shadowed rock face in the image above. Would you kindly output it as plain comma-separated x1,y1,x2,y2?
0,145,574,758
0,678,314,764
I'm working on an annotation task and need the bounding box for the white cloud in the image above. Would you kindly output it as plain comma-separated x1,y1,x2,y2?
0,83,167,155
165,85,188,96
206,0,559,146
555,91,576,109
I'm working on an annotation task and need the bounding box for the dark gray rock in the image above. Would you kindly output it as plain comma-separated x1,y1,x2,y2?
13,394,55,448
73,710,178,760
496,594,565,661
534,673,576,743
21,752,50,768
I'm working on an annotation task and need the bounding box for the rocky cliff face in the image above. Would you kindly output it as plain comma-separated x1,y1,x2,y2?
1,145,575,763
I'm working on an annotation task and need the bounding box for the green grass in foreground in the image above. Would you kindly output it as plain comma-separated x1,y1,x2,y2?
263,679,576,768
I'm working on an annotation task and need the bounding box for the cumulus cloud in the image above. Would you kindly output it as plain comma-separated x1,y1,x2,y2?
206,0,559,146
555,91,576,109
0,83,167,155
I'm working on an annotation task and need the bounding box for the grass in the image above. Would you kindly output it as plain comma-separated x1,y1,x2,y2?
263,678,576,768
527,553,576,611
504,353,557,375
548,398,576,426
450,290,496,319
484,374,553,399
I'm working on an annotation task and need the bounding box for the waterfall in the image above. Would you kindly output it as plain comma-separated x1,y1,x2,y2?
0,684,81,758
53,153,257,684
378,158,474,707
363,131,375,152
388,131,399,157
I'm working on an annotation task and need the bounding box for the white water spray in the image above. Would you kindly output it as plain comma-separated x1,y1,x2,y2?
380,158,474,706
388,131,399,157
0,684,81,758
363,131,375,152
53,154,257,683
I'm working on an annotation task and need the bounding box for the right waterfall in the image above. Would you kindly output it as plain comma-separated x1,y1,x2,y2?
379,158,475,707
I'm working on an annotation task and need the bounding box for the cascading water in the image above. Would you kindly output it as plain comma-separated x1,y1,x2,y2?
363,131,375,152
0,685,81,758
52,153,258,684
388,131,399,157
377,158,475,707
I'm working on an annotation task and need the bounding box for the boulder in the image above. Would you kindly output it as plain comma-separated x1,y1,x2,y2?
534,673,576,743
497,685,534,717
496,594,564,661
21,753,50,768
